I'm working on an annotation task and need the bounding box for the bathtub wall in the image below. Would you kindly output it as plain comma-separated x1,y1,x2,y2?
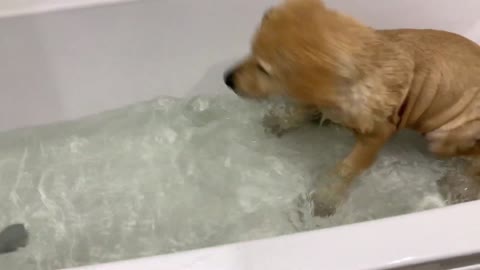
0,0,133,17
0,0,479,132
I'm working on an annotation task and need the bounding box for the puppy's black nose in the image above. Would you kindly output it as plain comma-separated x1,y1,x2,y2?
224,71,235,89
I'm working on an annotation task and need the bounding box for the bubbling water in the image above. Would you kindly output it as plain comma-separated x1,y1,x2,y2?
0,94,455,269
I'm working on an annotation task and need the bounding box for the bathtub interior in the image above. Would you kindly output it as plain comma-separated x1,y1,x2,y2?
0,0,480,269
2,0,480,131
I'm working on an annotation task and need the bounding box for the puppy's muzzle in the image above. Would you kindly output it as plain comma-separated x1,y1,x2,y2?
223,70,236,90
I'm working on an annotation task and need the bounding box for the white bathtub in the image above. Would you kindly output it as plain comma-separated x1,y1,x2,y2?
1,0,480,269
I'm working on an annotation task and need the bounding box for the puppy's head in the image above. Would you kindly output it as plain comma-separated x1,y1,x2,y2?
224,52,285,99
224,0,372,104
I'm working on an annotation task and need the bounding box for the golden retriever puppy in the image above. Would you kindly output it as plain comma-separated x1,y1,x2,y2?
224,0,480,216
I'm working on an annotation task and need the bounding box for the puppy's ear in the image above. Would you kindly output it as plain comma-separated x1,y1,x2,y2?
262,7,275,22
284,0,325,9
285,0,324,3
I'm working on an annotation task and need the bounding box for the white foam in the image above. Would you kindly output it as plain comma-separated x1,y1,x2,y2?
0,94,459,269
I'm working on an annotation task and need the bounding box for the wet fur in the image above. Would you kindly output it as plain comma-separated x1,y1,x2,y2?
225,0,480,215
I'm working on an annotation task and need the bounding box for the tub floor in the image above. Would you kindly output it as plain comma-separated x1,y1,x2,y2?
0,94,460,269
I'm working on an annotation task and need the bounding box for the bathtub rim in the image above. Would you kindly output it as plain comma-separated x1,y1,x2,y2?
0,0,478,269
63,200,480,270
0,0,135,18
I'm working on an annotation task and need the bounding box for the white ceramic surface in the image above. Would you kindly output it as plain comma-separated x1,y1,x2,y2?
0,0,479,269
0,0,134,17
64,201,480,270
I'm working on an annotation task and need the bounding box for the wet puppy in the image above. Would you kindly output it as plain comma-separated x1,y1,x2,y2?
224,0,480,216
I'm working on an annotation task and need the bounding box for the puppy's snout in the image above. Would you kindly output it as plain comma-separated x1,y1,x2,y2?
224,71,236,90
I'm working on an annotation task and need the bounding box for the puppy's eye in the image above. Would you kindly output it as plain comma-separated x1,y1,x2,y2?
256,63,270,76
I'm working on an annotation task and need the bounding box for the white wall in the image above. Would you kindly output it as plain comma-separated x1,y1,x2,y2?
0,0,479,132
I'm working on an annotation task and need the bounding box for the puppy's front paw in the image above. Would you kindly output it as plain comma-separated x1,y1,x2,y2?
312,195,338,217
312,177,348,217
312,189,342,217
262,113,289,137
309,111,332,127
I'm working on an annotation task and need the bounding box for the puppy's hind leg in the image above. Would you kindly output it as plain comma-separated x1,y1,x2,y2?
437,158,480,205
428,121,480,204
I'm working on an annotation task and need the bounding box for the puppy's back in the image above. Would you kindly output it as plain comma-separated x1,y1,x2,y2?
380,29,480,133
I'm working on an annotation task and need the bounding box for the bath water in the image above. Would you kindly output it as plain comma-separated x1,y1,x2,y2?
0,94,456,269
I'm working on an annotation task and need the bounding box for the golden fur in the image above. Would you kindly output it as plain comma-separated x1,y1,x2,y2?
224,0,480,215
